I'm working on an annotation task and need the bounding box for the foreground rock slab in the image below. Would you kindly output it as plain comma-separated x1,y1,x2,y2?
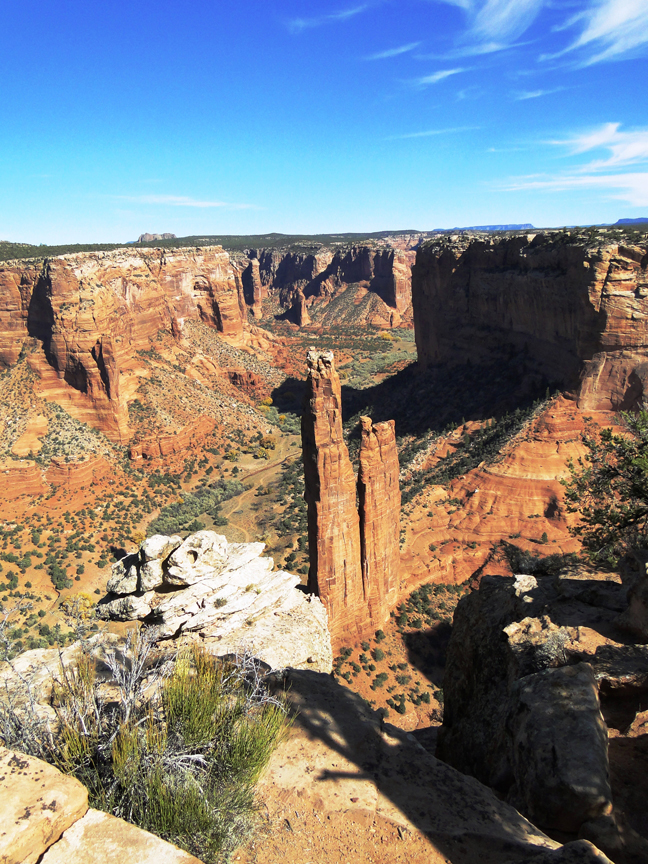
39,808,203,864
0,746,88,864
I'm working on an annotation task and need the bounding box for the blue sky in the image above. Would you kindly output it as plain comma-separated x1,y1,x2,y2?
1,0,647,242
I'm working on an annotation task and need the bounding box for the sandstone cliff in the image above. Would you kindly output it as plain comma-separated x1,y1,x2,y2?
237,244,415,327
302,351,401,643
0,246,245,441
412,232,648,410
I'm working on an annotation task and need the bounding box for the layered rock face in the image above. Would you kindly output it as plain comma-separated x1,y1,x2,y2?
438,568,648,858
302,350,365,640
412,233,648,410
358,417,401,622
302,350,400,643
237,244,415,327
98,530,332,672
0,247,245,441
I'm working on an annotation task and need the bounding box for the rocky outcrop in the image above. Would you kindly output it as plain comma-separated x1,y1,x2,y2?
240,257,266,318
0,747,203,864
97,530,332,672
128,417,216,460
45,455,111,490
302,351,400,643
358,417,400,624
239,668,613,864
0,459,46,499
137,233,177,242
412,232,648,410
438,568,648,859
0,247,245,441
235,244,415,327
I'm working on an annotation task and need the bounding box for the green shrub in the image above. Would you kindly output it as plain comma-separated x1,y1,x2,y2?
371,672,389,690
0,635,289,862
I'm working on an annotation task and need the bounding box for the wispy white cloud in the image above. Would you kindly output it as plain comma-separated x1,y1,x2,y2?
499,120,648,208
551,0,648,64
502,171,648,206
365,42,421,60
470,0,545,42
426,0,648,65
387,125,480,139
116,195,256,210
514,86,564,99
414,67,467,84
558,122,648,169
287,4,369,34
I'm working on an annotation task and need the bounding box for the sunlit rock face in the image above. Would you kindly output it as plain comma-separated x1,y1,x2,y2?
98,529,333,673
302,350,400,645
412,233,648,410
0,246,245,441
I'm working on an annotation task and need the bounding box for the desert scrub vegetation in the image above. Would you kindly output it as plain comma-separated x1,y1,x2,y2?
147,478,246,536
398,396,553,505
0,630,290,862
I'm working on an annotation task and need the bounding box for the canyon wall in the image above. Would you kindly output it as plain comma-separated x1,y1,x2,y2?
411,232,648,410
302,350,400,643
238,244,415,327
0,247,245,441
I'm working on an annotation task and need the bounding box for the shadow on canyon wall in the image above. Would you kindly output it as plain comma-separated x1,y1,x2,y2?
272,353,560,444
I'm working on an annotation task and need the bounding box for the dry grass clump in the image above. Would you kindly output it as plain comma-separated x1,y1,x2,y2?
0,629,290,862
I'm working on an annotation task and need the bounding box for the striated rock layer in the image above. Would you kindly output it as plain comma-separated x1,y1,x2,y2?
98,530,333,673
358,417,401,624
412,232,648,410
0,246,245,441
302,350,365,642
302,351,400,643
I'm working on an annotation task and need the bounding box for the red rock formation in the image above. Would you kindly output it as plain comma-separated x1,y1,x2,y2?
0,247,245,441
239,257,266,319
302,349,365,643
412,232,648,410
291,289,311,326
0,460,46,499
357,417,400,627
129,416,216,460
45,455,111,490
235,244,415,328
302,352,401,642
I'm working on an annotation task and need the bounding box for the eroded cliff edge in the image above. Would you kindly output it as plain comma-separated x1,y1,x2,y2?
411,232,648,411
0,246,245,441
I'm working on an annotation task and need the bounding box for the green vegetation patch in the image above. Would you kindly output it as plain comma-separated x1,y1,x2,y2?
0,634,290,862
147,478,246,536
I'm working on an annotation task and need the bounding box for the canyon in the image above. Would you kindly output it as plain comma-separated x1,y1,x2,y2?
234,243,415,327
0,246,246,441
1,227,648,863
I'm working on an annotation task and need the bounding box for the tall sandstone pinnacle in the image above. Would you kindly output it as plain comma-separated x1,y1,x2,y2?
302,349,400,643
358,416,401,624
302,349,365,642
